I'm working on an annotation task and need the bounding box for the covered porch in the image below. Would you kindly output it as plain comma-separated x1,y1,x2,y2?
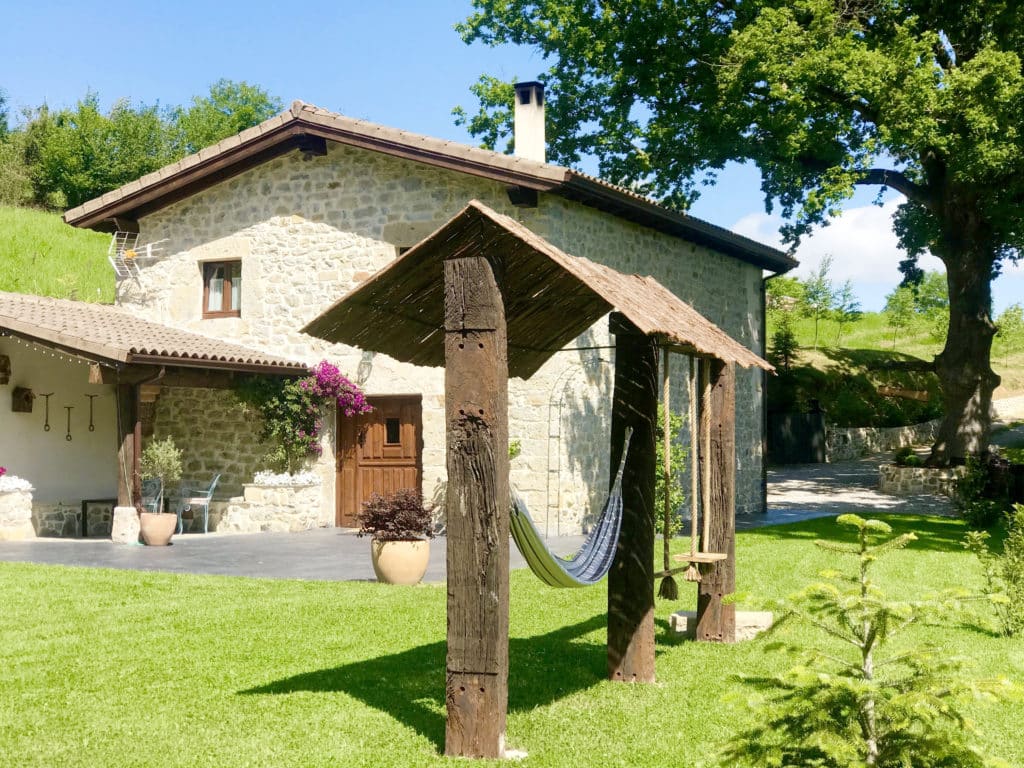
0,291,309,540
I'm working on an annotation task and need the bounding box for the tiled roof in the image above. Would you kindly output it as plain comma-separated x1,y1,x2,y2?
303,200,772,379
63,102,796,274
0,291,307,373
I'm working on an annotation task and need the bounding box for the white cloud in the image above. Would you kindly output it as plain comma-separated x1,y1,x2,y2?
732,199,1023,313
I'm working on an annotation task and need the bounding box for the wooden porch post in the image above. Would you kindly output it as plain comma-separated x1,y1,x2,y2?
696,359,737,642
607,313,657,683
443,255,510,758
115,383,136,508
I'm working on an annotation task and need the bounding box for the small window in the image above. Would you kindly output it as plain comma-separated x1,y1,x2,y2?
203,261,242,318
385,417,401,445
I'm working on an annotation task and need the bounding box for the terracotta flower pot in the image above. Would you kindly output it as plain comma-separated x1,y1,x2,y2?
139,512,177,546
370,538,430,585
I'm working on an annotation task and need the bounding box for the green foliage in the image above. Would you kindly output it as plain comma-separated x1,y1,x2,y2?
508,439,522,460
655,403,687,539
994,303,1024,365
832,279,862,345
768,312,799,372
884,285,916,351
357,488,435,542
766,275,805,316
458,0,1023,461
0,205,112,301
234,375,322,474
799,255,836,350
768,348,942,428
720,515,1010,768
173,79,282,155
957,456,1016,529
139,436,183,504
963,504,1024,637
0,135,32,207
893,446,923,467
22,94,175,208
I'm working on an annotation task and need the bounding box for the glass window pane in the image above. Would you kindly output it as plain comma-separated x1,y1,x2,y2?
385,417,401,445
207,266,224,311
230,269,241,311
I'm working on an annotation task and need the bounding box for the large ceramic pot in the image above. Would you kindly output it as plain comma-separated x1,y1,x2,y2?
370,538,430,585
139,512,177,546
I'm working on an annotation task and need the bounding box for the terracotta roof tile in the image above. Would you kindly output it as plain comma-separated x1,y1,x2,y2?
0,291,306,373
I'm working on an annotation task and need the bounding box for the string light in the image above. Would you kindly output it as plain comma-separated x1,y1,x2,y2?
0,332,120,370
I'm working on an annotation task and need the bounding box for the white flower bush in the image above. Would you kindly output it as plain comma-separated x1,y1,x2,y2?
0,474,33,493
252,470,321,486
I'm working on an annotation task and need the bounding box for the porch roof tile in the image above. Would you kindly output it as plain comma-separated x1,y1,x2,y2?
0,291,307,374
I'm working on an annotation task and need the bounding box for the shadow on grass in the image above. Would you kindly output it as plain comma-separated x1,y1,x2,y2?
242,614,607,750
741,514,969,554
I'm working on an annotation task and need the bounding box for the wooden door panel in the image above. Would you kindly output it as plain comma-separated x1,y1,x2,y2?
337,395,422,527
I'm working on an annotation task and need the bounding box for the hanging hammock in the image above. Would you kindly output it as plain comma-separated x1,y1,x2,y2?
510,428,632,588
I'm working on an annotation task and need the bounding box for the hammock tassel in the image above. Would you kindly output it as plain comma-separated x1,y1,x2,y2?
658,573,679,600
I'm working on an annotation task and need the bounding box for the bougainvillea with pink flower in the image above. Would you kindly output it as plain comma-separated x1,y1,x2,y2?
235,360,372,472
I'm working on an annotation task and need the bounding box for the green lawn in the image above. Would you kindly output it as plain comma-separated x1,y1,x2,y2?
0,205,113,302
1,516,1020,767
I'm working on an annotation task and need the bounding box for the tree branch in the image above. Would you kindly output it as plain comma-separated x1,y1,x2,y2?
856,169,931,206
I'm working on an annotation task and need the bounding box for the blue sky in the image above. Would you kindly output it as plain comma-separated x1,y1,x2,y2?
3,0,1020,313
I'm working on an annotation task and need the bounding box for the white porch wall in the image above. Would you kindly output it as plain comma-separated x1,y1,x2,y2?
0,340,117,504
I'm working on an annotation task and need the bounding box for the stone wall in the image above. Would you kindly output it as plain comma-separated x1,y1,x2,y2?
827,420,941,463
121,142,768,531
220,481,323,533
879,463,965,497
0,490,35,540
152,386,270,501
32,503,80,537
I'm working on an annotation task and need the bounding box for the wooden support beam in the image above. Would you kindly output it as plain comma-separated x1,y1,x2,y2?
443,255,510,759
607,313,657,683
696,360,737,642
115,383,135,508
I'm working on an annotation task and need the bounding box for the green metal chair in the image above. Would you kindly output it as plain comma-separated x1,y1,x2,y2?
140,478,163,514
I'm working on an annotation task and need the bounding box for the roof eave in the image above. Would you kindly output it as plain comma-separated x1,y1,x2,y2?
558,174,797,274
126,354,307,376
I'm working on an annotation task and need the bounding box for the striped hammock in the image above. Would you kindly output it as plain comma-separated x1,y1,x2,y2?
509,428,632,588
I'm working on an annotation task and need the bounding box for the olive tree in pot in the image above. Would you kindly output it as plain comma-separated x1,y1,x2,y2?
357,488,435,585
138,436,183,546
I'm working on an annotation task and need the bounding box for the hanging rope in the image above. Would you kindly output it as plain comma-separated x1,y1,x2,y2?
657,347,679,600
684,356,701,583
701,357,712,553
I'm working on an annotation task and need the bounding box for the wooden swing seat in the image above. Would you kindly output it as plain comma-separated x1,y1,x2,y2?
672,551,728,564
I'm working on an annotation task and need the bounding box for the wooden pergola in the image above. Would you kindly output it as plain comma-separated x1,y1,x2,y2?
303,200,772,759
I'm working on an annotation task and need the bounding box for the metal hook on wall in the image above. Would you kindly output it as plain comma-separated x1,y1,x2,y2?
85,394,98,432
64,406,73,442
39,392,54,432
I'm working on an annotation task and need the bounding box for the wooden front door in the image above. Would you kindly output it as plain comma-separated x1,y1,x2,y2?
336,394,423,527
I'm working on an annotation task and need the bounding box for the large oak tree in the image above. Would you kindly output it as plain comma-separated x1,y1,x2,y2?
457,0,1024,464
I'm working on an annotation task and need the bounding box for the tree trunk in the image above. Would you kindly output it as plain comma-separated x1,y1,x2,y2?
929,238,1000,465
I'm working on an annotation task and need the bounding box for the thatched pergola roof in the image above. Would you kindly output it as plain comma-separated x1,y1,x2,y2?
303,200,771,378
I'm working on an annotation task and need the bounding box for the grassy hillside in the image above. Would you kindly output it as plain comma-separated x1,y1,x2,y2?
770,311,1024,405
0,205,113,302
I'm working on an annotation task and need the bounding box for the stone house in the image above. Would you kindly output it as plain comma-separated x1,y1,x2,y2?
1,84,793,539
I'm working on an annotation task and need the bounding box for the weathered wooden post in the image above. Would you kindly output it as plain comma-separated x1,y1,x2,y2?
607,313,657,682
696,359,737,642
443,254,510,758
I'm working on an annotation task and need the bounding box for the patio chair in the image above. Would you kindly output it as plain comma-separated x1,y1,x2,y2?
176,473,221,534
140,478,163,514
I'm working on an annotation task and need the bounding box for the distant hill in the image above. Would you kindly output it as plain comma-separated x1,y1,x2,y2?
768,312,1024,424
0,206,113,302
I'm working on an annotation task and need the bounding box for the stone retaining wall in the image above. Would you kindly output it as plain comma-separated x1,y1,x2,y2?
828,420,941,463
219,482,323,533
0,489,35,540
878,463,965,497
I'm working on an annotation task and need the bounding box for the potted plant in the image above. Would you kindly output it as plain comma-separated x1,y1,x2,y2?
138,436,183,546
357,488,435,585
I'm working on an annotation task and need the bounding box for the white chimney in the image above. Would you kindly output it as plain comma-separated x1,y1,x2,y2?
513,81,546,163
